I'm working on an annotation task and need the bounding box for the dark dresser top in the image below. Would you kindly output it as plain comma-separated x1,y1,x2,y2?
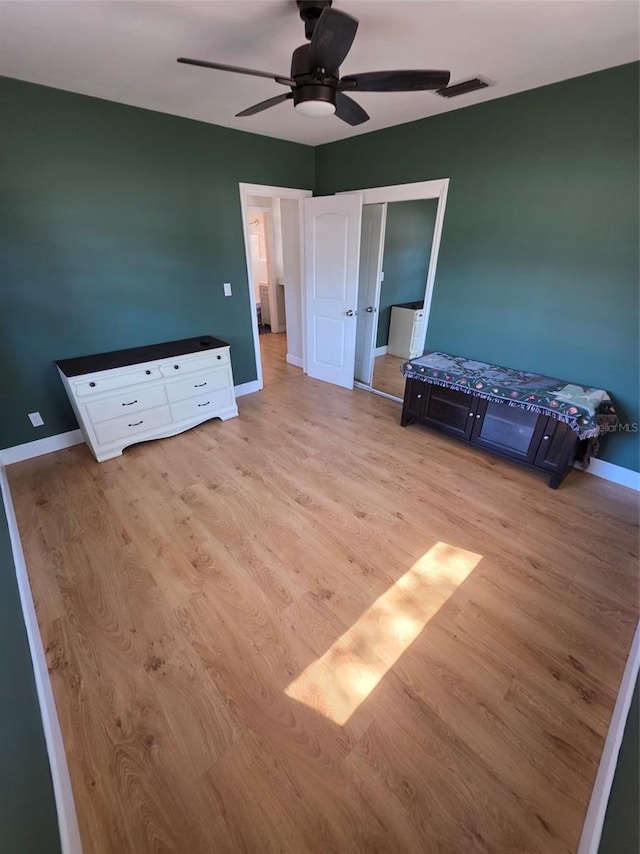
56,335,229,377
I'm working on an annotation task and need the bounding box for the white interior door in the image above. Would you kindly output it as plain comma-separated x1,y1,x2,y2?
304,194,363,389
355,203,386,385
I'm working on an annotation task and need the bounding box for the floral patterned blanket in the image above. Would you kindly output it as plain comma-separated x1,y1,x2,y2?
402,352,617,440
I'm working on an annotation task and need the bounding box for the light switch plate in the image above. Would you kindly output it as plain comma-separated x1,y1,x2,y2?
28,411,44,427
223,282,232,297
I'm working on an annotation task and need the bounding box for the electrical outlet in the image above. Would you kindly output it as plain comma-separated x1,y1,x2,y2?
28,411,44,427
223,282,232,297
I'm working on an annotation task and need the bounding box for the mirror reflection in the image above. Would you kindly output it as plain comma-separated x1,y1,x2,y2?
355,198,439,400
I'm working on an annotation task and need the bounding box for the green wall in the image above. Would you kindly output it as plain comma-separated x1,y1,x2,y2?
0,490,61,854
376,198,438,347
317,63,640,472
0,76,314,450
1,67,638,471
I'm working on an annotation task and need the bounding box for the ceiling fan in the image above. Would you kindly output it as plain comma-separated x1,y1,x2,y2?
177,0,451,126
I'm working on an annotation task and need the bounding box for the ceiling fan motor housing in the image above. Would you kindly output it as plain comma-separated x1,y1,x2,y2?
292,82,336,111
291,42,337,110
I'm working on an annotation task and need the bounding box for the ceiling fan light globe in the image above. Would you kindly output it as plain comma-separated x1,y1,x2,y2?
294,99,336,117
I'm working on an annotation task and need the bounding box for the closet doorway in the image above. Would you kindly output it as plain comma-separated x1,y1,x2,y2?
303,179,449,397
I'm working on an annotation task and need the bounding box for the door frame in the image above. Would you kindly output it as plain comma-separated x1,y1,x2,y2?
240,179,449,393
338,179,450,397
239,183,313,390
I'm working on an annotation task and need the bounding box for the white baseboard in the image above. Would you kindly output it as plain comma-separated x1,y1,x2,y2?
234,380,261,398
0,388,263,464
286,354,304,368
577,621,640,854
374,345,388,357
0,467,83,854
0,430,84,466
579,458,640,492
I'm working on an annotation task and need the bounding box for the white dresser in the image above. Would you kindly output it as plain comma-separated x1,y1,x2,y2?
388,303,425,360
57,336,238,462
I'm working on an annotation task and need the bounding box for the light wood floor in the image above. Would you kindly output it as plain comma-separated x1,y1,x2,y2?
9,333,639,854
371,353,406,398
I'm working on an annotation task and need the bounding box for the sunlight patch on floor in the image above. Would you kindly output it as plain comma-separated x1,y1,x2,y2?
285,542,482,725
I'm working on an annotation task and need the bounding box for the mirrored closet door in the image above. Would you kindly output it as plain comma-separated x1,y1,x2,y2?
355,197,440,400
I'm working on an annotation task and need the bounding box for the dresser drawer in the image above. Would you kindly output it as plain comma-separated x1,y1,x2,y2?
75,366,162,396
86,386,168,424
159,350,229,377
170,388,235,422
93,406,173,445
166,369,231,403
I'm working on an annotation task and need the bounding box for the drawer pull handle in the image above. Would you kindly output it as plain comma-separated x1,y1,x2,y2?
89,382,96,387
121,400,138,406
145,370,151,375
174,365,180,370
217,355,222,360
197,401,211,407
194,382,207,388
128,420,144,427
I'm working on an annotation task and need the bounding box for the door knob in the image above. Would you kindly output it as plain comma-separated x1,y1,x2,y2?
365,306,375,313
345,309,355,316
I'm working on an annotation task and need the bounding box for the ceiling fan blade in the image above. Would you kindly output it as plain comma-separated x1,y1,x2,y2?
236,93,293,118
177,58,295,87
308,8,358,76
340,70,451,92
335,92,369,126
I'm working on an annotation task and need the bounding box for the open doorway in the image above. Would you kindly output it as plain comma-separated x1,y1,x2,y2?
246,205,277,335
239,183,312,389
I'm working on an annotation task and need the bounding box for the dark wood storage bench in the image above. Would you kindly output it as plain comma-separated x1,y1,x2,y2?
400,353,619,488
401,379,580,488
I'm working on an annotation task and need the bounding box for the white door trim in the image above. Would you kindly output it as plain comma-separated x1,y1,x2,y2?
239,183,313,390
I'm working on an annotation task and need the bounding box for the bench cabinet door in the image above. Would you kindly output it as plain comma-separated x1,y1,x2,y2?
470,399,547,463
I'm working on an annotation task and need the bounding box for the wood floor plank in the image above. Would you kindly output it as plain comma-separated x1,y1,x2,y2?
7,332,639,854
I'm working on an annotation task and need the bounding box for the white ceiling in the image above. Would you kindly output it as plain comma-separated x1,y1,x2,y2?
0,1,638,146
